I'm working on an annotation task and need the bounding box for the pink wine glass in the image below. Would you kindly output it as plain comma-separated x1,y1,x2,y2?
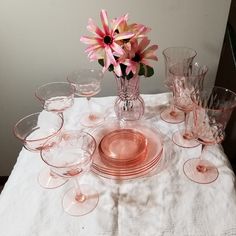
67,69,104,127
13,111,66,188
170,62,208,148
160,47,197,124
183,86,236,184
41,130,98,216
35,82,75,114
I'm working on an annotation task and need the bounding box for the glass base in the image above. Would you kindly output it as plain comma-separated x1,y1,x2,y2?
80,112,104,127
172,130,200,148
160,107,185,124
62,184,99,216
38,168,68,189
183,158,219,184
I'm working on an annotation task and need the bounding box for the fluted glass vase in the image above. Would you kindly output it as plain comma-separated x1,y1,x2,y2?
114,74,145,121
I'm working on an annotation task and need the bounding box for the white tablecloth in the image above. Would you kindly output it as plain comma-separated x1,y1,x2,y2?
0,93,236,236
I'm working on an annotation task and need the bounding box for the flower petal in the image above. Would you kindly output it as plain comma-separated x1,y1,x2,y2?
80,36,101,45
100,10,110,35
138,37,150,52
114,32,134,41
105,46,116,67
87,18,104,37
110,42,124,56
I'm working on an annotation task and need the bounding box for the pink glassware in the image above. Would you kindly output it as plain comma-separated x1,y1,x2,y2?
114,74,145,121
41,130,98,216
160,47,197,124
35,82,75,113
91,120,164,180
99,129,148,167
13,111,67,188
170,62,208,148
67,69,104,127
183,86,236,184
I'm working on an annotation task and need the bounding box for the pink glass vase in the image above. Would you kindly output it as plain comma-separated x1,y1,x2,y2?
114,75,145,121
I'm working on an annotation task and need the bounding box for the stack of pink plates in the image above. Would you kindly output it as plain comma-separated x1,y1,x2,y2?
91,120,164,180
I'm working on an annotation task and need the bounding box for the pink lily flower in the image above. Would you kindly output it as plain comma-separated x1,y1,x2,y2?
80,9,134,76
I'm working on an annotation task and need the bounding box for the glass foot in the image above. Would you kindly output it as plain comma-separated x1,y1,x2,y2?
183,158,219,184
172,130,200,148
63,184,99,216
38,168,68,189
80,112,104,127
160,107,185,124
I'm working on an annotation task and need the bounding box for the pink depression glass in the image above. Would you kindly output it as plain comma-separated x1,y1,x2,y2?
170,62,208,148
114,74,145,121
98,129,148,168
67,69,104,127
35,82,75,113
183,86,236,184
41,130,98,216
160,47,197,124
13,111,67,188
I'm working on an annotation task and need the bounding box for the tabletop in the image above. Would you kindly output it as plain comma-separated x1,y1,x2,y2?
0,93,236,236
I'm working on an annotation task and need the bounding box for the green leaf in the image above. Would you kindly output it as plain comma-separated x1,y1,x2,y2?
139,64,154,77
98,59,104,67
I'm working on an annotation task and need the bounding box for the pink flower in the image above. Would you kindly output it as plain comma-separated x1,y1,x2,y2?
122,38,158,76
80,10,134,76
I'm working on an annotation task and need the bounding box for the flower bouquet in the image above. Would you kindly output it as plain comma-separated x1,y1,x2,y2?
80,10,158,120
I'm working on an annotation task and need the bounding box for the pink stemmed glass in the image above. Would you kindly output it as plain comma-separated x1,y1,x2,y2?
160,47,197,124
183,86,236,184
41,130,98,216
67,69,104,127
170,62,208,148
35,82,75,115
13,111,65,188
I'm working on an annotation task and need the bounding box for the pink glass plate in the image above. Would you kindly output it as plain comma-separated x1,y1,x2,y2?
99,129,148,167
91,120,163,179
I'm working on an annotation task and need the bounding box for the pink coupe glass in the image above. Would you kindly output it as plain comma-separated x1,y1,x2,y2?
170,62,208,148
13,111,66,188
35,82,75,114
183,86,236,184
67,69,104,127
41,130,98,216
160,47,197,124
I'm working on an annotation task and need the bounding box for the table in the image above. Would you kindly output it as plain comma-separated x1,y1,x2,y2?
0,93,236,236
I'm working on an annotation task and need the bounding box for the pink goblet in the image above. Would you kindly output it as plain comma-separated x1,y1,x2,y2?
41,130,98,216
160,47,197,124
35,82,75,114
13,111,66,188
170,62,208,148
183,86,236,184
67,69,104,127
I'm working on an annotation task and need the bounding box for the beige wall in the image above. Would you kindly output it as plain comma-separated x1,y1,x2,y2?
0,0,231,175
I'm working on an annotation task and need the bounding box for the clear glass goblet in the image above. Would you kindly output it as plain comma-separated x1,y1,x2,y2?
13,111,66,188
183,86,236,184
35,82,75,115
170,62,208,148
41,130,98,216
160,47,197,124
67,69,104,127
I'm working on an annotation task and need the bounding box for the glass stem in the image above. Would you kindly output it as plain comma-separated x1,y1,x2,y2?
73,177,86,202
199,144,205,161
87,97,92,115
184,112,189,135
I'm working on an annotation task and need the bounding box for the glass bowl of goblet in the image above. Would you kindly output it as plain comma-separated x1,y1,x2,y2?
13,111,66,188
183,86,236,184
41,130,99,216
67,69,104,127
35,82,75,114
